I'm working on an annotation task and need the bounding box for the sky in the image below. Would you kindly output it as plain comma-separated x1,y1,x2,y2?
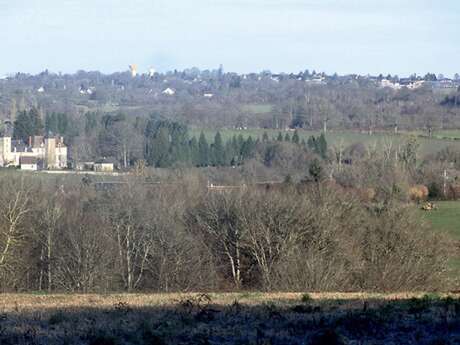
0,0,459,77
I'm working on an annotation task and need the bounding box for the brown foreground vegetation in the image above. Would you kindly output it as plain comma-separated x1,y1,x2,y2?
0,293,459,345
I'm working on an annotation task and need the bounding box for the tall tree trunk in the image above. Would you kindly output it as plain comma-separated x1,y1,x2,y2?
39,248,44,291
126,225,133,292
47,229,52,293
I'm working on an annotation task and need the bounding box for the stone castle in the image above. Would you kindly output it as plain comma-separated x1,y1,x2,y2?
0,135,67,170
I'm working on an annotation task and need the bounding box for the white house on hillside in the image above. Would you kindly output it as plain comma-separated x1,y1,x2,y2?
162,88,175,96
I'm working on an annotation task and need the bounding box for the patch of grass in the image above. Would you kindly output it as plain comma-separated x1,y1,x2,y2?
420,201,460,281
242,103,273,114
238,292,263,300
30,290,49,295
421,201,460,240
421,293,442,301
433,130,460,140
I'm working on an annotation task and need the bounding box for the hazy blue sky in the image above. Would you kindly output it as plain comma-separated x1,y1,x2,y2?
1,0,459,76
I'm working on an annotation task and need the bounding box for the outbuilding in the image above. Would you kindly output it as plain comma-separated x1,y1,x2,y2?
94,161,114,172
20,157,38,171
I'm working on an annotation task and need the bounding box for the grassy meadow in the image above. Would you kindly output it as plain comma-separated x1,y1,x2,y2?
422,201,460,240
420,201,460,283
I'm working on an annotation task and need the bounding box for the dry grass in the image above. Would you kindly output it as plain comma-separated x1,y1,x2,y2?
1,292,456,311
0,293,459,344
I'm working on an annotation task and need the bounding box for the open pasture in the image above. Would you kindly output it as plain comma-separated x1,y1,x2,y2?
422,201,460,240
420,201,460,281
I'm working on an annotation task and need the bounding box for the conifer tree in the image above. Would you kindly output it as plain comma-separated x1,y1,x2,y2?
262,131,269,142
317,133,328,159
224,140,233,166
242,136,255,159
198,132,209,166
284,133,291,142
57,113,69,135
309,158,324,182
30,108,43,135
189,137,199,166
212,132,225,166
169,122,189,164
13,107,43,143
45,113,58,134
277,132,283,141
149,127,170,167
292,130,300,144
231,135,240,165
237,134,245,163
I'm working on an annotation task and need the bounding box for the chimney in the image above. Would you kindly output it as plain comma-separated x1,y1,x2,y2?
28,136,32,147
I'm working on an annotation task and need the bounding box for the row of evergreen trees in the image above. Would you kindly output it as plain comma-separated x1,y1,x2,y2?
144,120,258,168
270,130,328,159
144,118,328,168
12,108,71,143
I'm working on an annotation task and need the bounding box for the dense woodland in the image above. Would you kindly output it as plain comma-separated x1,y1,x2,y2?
0,171,453,293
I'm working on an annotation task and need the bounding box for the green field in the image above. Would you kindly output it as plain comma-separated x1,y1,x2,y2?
241,103,273,114
422,201,460,240
421,201,460,279
406,129,460,140
190,128,460,157
433,130,460,140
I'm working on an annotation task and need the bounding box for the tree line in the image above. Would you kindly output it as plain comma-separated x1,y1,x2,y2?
0,172,451,293
2,68,460,142
11,108,73,142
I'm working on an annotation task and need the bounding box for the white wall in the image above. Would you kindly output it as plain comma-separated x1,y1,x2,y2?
20,164,38,171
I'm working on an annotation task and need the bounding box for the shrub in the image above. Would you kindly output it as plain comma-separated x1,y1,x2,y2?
301,293,313,304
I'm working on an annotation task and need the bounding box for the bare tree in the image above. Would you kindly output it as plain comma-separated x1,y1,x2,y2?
0,177,31,288
186,191,246,288
103,178,154,291
36,193,62,292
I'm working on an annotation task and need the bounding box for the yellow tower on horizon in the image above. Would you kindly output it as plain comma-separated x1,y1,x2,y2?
129,64,138,77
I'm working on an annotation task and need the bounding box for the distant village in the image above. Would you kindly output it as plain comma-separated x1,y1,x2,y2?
2,66,459,98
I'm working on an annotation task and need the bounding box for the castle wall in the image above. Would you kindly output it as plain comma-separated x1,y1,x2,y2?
45,138,57,169
0,137,12,167
0,136,67,169
56,146,68,168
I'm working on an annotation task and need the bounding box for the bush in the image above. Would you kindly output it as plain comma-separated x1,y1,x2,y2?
301,293,313,303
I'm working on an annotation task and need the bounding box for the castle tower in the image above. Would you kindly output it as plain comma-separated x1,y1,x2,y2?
0,137,12,167
45,137,56,169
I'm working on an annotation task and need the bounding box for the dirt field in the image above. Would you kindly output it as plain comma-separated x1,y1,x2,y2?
0,293,459,344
